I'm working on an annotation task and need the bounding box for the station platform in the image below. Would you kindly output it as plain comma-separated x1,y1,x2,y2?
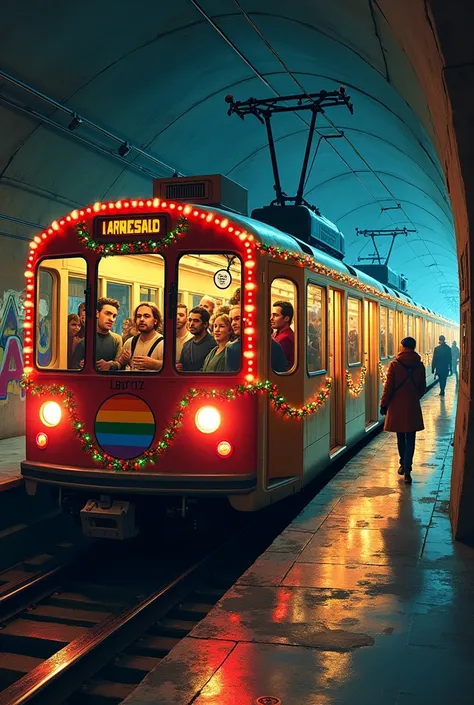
124,377,472,705
0,435,24,491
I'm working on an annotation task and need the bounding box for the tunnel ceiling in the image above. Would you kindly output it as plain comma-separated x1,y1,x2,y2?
0,0,459,319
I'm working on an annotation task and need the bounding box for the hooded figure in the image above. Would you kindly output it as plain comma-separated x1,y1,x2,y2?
380,337,426,484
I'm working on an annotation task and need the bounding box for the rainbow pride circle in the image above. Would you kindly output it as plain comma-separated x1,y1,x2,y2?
95,394,155,460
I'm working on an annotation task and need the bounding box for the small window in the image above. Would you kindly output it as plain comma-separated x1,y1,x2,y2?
380,306,388,359
307,283,326,374
347,297,362,365
140,286,158,303
388,309,395,357
36,257,87,370
271,278,297,374
176,253,242,373
68,276,86,318
107,281,131,336
402,313,408,337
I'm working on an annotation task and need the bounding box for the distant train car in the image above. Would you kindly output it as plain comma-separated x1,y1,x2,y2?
21,177,457,538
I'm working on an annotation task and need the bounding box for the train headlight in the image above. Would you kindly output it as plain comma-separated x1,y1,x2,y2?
195,406,221,434
40,401,62,427
216,441,233,458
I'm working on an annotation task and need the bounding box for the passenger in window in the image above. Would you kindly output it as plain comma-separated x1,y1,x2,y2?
348,317,359,364
119,303,163,371
380,328,387,358
308,308,322,371
229,288,241,306
202,314,232,372
176,306,216,372
199,296,216,316
77,302,86,340
226,305,287,373
122,317,134,343
271,300,295,369
67,314,81,368
72,297,123,371
176,303,192,361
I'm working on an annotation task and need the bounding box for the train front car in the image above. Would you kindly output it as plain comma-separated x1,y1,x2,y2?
21,200,261,538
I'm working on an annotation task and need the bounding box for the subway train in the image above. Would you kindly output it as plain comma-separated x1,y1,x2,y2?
21,175,458,538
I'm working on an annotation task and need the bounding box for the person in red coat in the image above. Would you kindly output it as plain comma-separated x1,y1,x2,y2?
380,336,426,484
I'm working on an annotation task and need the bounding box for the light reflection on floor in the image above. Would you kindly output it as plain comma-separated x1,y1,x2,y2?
124,379,473,705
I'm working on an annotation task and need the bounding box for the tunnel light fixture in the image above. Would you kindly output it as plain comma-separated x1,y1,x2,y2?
68,114,82,131
118,142,131,157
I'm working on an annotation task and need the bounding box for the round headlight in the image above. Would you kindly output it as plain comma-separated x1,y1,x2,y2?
195,406,221,434
40,401,62,427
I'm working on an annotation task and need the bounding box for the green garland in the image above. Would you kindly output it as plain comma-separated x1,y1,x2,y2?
21,376,331,472
75,216,189,256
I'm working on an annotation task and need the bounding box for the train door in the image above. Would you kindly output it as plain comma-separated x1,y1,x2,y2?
364,299,379,428
266,265,304,483
328,288,345,451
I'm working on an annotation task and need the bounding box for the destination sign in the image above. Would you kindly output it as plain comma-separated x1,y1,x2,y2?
95,215,167,238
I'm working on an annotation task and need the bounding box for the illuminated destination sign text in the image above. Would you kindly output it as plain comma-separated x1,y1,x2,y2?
95,215,166,238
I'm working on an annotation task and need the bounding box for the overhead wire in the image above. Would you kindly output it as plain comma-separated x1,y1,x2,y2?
226,0,451,296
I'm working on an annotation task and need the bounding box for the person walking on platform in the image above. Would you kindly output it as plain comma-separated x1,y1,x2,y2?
451,341,460,388
431,335,452,396
380,337,426,484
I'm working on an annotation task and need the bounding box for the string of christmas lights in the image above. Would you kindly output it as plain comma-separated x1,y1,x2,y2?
21,197,455,470
21,376,332,472
76,218,189,256
378,362,388,384
345,365,367,395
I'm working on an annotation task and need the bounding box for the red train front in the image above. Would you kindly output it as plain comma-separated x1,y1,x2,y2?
21,191,263,538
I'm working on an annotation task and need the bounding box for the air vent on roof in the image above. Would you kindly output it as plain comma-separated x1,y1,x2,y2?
251,205,345,260
353,263,409,295
165,182,207,200
153,174,248,215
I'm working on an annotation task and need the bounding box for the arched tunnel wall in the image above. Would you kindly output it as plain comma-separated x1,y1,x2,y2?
375,0,473,539
0,1,472,536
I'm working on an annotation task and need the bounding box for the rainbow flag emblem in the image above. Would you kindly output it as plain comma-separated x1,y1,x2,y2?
95,394,156,460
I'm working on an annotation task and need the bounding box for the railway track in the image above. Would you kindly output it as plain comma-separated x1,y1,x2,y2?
0,517,257,705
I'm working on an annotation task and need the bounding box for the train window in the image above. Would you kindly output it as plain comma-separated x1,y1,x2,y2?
36,257,87,371
388,309,395,357
107,282,131,336
271,278,297,374
96,255,165,373
176,253,242,373
307,283,326,374
140,286,158,303
427,321,433,351
69,276,86,316
402,313,408,337
380,306,388,359
347,297,362,366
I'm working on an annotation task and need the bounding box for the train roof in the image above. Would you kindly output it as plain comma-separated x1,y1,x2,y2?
30,199,454,325
196,205,451,323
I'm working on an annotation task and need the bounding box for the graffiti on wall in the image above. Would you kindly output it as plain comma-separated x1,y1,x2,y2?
0,289,25,403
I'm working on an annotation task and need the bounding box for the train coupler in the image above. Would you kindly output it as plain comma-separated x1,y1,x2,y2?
80,496,138,539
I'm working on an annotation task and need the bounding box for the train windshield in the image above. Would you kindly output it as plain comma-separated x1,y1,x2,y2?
35,257,88,371
176,253,242,373
95,254,165,373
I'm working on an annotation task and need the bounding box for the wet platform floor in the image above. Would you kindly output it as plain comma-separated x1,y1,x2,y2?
124,378,474,705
